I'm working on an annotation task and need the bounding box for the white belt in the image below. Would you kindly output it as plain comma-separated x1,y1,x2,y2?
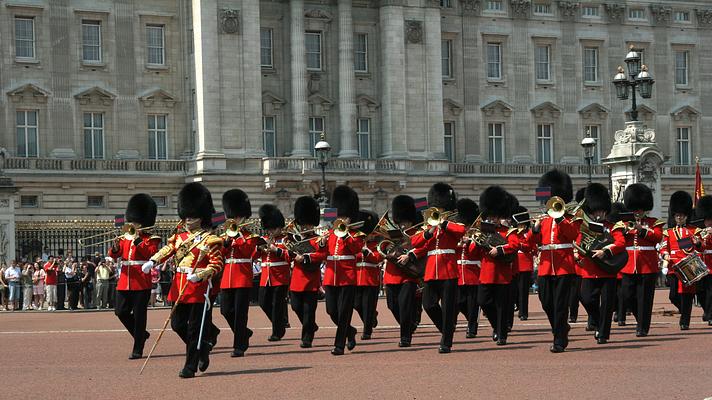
626,246,656,251
540,244,573,251
122,260,147,266
225,258,252,264
427,249,456,256
261,261,288,267
704,250,712,255
357,262,379,268
176,266,207,274
327,255,356,261
457,260,481,266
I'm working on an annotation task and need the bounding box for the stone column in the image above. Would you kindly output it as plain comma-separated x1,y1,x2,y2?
241,0,266,157
192,0,226,171
378,4,407,158
424,6,444,158
337,0,358,158
0,174,17,266
290,0,311,157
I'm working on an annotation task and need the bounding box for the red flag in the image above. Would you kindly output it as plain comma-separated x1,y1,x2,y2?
695,158,705,205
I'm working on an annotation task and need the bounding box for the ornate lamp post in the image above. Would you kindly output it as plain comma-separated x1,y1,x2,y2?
581,130,596,184
612,46,655,121
314,133,331,207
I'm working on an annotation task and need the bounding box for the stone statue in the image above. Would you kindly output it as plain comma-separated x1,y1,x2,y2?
0,147,7,175
0,223,7,266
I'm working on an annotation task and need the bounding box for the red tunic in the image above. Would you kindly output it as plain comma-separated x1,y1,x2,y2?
383,226,421,285
290,236,322,292
322,229,365,286
220,231,260,289
703,232,712,272
660,224,702,294
620,217,664,275
412,221,467,281
577,222,626,279
515,228,536,273
108,232,161,291
356,241,382,287
259,236,291,287
531,216,581,276
470,227,519,285
457,241,480,286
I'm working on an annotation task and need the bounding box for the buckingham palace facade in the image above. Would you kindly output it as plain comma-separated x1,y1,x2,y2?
3,0,712,245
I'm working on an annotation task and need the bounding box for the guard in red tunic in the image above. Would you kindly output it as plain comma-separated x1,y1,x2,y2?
620,183,664,337
608,202,629,326
531,169,581,353
660,191,702,330
696,195,712,326
513,205,536,321
576,183,626,344
289,196,325,348
219,189,258,357
257,204,291,341
455,198,481,338
147,182,223,378
108,193,160,360
322,186,365,355
354,210,382,340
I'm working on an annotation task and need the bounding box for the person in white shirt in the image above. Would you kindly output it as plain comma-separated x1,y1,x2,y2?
5,262,22,311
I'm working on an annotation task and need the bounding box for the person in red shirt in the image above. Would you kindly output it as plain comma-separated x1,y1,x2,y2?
695,195,712,326
576,184,626,344
289,196,325,348
512,205,536,321
107,194,160,360
660,191,702,330
43,257,60,311
455,198,481,338
219,189,258,357
354,210,382,340
531,169,580,353
620,183,665,337
257,204,291,341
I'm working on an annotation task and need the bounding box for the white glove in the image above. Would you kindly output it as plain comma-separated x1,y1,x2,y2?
141,261,154,274
187,273,201,283
662,266,668,276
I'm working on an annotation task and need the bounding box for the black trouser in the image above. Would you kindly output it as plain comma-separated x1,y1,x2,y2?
82,284,94,309
568,275,581,321
680,292,694,327
386,282,417,341
56,280,66,310
517,271,532,319
458,284,479,334
220,287,252,351
171,302,210,373
580,278,616,340
115,289,151,354
422,279,458,348
478,283,509,341
290,290,319,343
667,274,681,311
506,279,517,329
537,274,574,347
615,278,627,323
67,280,80,310
621,273,657,334
703,275,712,321
354,286,379,337
258,285,288,339
324,285,356,350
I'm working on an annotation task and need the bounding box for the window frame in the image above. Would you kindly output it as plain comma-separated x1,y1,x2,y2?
87,195,105,208
536,123,553,165
308,116,324,157
83,112,105,160
263,116,277,157
533,2,553,16
146,24,166,66
357,118,371,159
16,109,39,158
15,16,36,60
444,122,455,162
675,50,689,87
676,127,691,166
583,46,599,84
673,10,691,23
147,114,168,160
486,42,503,81
581,5,600,18
354,33,368,73
260,28,273,69
305,31,323,72
442,39,453,79
628,8,646,21
535,45,551,82
20,195,39,209
484,0,504,13
81,20,102,64
487,122,505,164
584,125,601,164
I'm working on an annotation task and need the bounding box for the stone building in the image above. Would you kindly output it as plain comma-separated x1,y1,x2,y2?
2,0,712,258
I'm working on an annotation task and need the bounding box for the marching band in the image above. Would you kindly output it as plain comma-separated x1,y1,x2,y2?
99,170,712,378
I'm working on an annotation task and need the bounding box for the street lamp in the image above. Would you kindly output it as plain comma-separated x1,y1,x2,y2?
314,133,331,207
612,46,655,121
581,130,597,184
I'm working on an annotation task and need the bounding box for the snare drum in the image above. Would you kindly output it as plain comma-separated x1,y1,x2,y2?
671,254,710,286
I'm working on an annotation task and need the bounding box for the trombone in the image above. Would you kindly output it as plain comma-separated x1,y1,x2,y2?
80,223,156,248
223,218,257,238
411,207,459,230
513,197,583,225
333,218,365,238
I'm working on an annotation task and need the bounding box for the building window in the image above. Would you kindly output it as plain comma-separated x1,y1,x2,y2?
442,39,453,78
674,11,690,22
308,117,324,157
582,6,600,17
83,112,104,159
675,51,689,86
676,127,691,166
15,17,35,59
486,0,503,12
146,24,165,65
81,20,102,63
87,195,105,208
440,0,452,8
444,122,455,162
148,114,167,160
263,116,276,157
305,32,322,71
357,118,371,159
583,47,599,83
20,195,39,208
260,28,273,68
536,124,553,164
628,8,645,20
487,43,502,80
152,195,168,208
535,45,551,81
16,110,38,158
533,2,552,15
354,33,368,73
584,125,601,164
488,123,504,163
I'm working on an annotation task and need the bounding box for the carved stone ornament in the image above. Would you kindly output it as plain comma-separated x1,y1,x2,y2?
304,9,332,21
557,1,580,18
0,199,8,208
650,4,672,23
637,156,661,185
613,122,656,145
0,223,7,265
219,9,240,34
405,20,423,44
604,3,625,22
460,0,481,14
510,0,531,17
695,9,712,25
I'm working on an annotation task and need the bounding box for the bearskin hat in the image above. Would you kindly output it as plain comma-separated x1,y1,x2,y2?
623,183,653,212
695,195,712,220
357,210,379,235
294,196,320,226
607,202,627,224
456,198,479,226
538,169,573,203
479,186,511,218
391,195,421,225
575,187,586,203
178,182,215,228
125,193,157,228
669,191,693,218
428,182,457,211
259,204,285,230
583,183,611,215
222,189,251,219
331,185,359,220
